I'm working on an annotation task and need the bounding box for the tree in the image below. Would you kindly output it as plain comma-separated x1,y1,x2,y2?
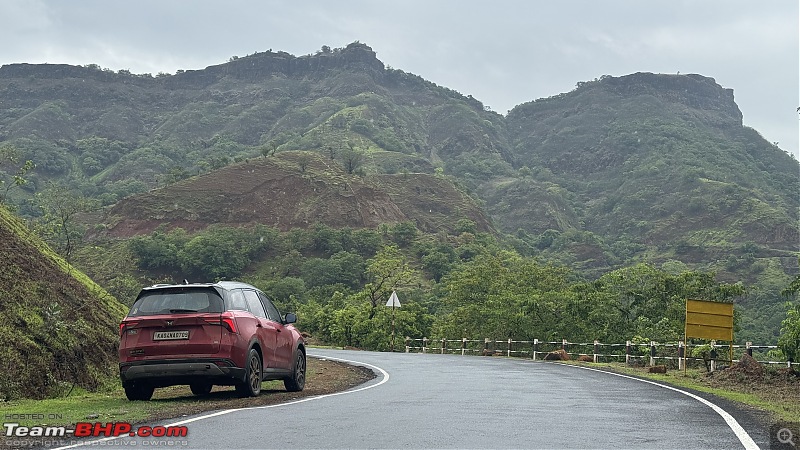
175,226,269,280
312,223,343,256
779,259,800,363
264,277,307,310
390,221,418,247
350,228,383,256
34,184,94,262
0,144,35,204
454,218,477,234
435,252,573,341
778,306,800,363
363,245,416,319
580,264,744,343
341,143,364,174
129,228,189,271
261,141,277,158
297,153,312,173
422,251,452,282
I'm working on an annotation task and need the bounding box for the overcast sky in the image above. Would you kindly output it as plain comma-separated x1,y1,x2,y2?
1,0,797,157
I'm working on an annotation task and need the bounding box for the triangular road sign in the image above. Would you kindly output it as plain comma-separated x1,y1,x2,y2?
386,290,401,308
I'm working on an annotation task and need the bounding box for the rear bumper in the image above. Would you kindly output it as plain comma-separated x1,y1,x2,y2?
120,359,246,387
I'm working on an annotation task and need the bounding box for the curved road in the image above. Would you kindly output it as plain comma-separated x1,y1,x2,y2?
57,349,769,449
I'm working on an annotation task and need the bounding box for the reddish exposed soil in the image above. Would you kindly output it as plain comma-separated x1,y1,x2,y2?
102,152,491,238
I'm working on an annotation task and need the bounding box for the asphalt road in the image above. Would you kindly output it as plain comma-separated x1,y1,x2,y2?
55,349,771,449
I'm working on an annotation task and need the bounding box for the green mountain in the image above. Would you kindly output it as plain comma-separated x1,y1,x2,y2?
500,73,798,270
0,42,797,343
0,205,127,399
0,42,509,204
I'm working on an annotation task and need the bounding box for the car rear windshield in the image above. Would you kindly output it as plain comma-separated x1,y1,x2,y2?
128,287,224,317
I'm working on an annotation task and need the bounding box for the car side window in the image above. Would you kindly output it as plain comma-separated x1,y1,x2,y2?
228,289,249,311
243,290,267,319
258,292,282,323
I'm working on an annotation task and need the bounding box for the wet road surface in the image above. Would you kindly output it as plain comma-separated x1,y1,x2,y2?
56,349,769,449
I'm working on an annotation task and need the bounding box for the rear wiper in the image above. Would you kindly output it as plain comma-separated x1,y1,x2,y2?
169,309,198,313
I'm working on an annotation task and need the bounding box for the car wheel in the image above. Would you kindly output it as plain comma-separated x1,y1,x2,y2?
124,384,154,401
235,348,262,398
190,382,212,396
284,350,306,392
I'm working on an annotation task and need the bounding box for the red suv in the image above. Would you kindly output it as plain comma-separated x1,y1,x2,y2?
118,281,306,401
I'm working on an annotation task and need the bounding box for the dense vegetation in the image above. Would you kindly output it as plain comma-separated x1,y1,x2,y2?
0,42,797,370
0,205,126,400
73,220,748,352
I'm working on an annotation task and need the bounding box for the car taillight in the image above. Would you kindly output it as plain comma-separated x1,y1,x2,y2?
220,313,238,333
205,313,237,333
119,319,138,336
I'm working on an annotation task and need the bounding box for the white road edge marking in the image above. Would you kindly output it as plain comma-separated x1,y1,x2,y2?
53,355,389,450
561,363,759,450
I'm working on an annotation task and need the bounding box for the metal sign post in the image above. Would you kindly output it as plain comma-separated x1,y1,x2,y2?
685,299,734,374
386,291,401,351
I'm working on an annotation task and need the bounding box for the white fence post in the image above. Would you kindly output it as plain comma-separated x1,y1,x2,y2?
422,337,428,354
710,340,716,372
532,339,538,360
626,341,631,365
649,341,656,367
508,338,512,357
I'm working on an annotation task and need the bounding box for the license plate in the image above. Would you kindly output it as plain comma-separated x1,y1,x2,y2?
153,330,189,340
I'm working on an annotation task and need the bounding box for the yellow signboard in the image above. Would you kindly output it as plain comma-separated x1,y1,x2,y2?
685,299,734,341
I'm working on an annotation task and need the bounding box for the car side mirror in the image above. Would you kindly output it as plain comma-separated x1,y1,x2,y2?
284,313,297,324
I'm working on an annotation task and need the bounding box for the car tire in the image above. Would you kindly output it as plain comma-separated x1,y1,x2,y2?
284,350,306,392
235,348,262,398
190,382,213,396
124,384,154,401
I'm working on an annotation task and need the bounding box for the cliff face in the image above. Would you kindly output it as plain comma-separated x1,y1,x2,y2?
602,72,742,126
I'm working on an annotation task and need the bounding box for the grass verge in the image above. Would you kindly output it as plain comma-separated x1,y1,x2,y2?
0,357,374,447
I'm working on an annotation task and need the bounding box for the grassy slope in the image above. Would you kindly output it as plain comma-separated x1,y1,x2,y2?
100,151,492,238
0,205,128,399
